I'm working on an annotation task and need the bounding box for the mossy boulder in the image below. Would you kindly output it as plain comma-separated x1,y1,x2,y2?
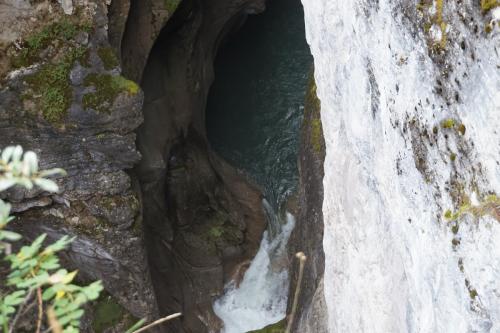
83,73,139,113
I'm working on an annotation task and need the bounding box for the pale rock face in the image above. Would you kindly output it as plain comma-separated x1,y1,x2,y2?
59,0,74,15
301,0,500,332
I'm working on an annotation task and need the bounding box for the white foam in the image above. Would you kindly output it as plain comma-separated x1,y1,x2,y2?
214,211,295,333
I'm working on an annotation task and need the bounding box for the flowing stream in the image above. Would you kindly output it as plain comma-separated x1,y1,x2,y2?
206,0,311,331
303,0,500,331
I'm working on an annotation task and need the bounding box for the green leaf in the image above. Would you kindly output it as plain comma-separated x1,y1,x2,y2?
22,151,38,175
57,309,84,326
0,230,21,241
33,178,59,193
125,318,146,333
42,286,56,301
38,168,66,177
44,236,72,253
1,146,13,161
3,290,26,306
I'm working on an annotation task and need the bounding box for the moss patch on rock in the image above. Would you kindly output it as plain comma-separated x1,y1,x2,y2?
247,319,286,333
83,73,139,113
11,18,91,68
92,293,136,333
304,71,324,154
97,47,119,70
481,0,499,11
164,0,182,14
445,194,500,222
24,47,86,122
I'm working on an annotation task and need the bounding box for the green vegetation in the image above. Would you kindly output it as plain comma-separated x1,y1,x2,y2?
83,74,139,113
0,146,156,332
164,0,182,14
0,146,102,332
305,73,324,154
481,0,499,11
92,293,137,333
457,124,466,135
97,47,119,70
441,118,455,129
445,194,500,222
310,118,323,153
12,19,90,68
450,152,457,162
417,0,448,50
247,319,286,333
25,47,86,123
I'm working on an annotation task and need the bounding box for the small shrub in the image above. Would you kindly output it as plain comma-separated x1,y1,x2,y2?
0,146,103,332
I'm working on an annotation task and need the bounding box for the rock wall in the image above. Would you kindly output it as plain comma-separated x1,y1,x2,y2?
0,0,157,325
286,71,328,333
0,0,272,332
131,0,269,331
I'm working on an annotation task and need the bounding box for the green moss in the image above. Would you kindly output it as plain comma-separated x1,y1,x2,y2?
481,0,499,11
441,118,455,129
305,72,324,154
164,0,181,14
97,47,120,70
310,118,323,153
457,123,466,135
469,289,478,299
247,319,286,333
92,293,135,333
12,19,89,68
418,0,448,50
450,153,457,162
83,74,139,113
445,194,500,223
451,223,459,234
25,47,86,122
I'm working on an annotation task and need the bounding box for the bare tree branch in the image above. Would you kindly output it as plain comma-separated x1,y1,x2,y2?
131,313,182,333
285,252,307,333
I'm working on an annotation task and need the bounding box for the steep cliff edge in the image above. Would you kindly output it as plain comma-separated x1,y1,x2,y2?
304,0,500,331
286,72,328,333
0,0,270,332
0,0,157,323
133,0,268,331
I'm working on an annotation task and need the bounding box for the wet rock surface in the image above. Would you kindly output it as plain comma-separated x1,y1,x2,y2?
286,72,328,333
134,0,268,331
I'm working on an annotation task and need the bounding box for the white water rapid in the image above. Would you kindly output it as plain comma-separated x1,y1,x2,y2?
302,0,499,332
214,203,295,333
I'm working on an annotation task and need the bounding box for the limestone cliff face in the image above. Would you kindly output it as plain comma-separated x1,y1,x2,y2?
0,0,268,332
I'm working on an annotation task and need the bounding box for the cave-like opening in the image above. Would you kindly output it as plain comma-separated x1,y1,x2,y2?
123,0,311,331
206,0,312,210
206,0,312,331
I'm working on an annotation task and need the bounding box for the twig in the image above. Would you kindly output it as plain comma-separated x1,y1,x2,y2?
130,313,182,333
285,252,307,333
46,306,62,333
35,287,43,333
8,288,34,333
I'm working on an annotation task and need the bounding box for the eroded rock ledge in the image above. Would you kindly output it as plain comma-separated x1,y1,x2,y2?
0,0,269,332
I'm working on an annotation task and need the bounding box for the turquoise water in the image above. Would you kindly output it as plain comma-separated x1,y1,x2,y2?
206,0,312,209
